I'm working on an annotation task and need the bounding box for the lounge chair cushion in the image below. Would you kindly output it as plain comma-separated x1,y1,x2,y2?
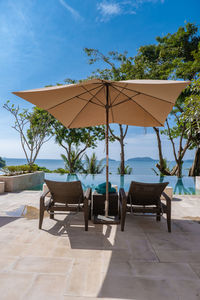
95,182,116,194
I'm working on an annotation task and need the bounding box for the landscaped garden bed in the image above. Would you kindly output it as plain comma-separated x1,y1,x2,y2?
0,165,44,192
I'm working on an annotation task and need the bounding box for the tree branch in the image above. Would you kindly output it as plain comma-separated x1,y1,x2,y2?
166,118,178,163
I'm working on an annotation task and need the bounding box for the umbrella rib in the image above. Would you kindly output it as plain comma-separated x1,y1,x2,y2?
48,85,103,110
130,98,164,126
110,83,129,106
67,99,92,128
108,86,115,123
81,85,105,107
112,82,173,104
77,95,103,107
67,86,105,128
111,85,164,126
112,98,132,107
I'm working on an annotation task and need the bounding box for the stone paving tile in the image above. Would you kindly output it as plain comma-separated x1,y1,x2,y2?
190,263,200,279
62,297,120,300
128,235,159,262
130,262,199,280
147,232,200,251
172,219,200,233
22,274,66,300
155,249,200,263
98,276,178,300
62,297,127,300
0,241,30,257
0,256,18,272
0,272,34,299
14,256,73,274
99,276,200,300
167,279,200,300
124,215,180,233
64,256,105,297
52,247,103,260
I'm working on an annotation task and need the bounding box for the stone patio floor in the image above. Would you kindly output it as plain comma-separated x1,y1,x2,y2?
0,191,200,299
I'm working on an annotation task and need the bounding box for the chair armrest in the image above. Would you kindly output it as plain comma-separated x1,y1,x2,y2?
84,187,91,200
84,188,92,212
40,189,50,206
161,191,171,212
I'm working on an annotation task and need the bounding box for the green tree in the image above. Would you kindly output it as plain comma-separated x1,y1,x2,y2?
0,157,6,168
179,79,200,176
130,22,200,176
4,102,54,167
61,152,83,173
82,153,105,174
84,48,130,174
53,121,105,173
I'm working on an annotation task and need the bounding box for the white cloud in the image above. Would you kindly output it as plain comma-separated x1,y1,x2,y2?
97,0,164,21
97,2,121,17
59,0,83,21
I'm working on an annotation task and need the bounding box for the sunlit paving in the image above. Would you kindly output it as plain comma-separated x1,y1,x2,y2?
0,191,200,299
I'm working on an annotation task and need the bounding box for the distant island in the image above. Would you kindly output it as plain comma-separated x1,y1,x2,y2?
102,158,117,162
126,157,157,162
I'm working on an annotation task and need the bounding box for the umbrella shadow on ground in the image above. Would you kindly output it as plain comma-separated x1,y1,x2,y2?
41,212,200,299
0,216,20,227
42,213,114,249
96,216,200,299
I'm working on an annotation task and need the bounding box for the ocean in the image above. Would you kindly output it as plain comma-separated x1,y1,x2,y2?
2,158,197,194
4,157,193,176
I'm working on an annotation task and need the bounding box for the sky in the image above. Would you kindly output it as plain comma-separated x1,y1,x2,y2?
0,0,199,161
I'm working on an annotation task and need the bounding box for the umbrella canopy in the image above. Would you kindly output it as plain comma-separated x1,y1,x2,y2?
13,79,190,218
13,79,190,128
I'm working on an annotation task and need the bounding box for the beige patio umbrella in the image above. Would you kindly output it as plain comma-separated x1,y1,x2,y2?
13,79,190,219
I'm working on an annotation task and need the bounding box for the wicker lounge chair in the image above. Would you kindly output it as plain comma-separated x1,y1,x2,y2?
39,180,92,231
119,181,171,232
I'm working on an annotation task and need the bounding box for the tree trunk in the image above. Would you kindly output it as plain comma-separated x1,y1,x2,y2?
120,140,125,174
189,147,200,176
170,164,178,176
109,124,128,175
119,124,125,174
153,127,171,176
176,159,183,177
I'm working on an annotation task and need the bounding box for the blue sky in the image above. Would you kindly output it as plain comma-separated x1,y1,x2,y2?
0,0,199,160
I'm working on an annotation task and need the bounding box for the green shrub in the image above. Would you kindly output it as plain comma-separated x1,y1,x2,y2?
117,165,132,175
31,164,52,173
3,164,38,176
53,168,69,174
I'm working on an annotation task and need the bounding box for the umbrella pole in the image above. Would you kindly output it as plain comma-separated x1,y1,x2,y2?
105,83,109,217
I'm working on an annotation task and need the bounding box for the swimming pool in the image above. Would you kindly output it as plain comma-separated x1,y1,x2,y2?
31,173,199,195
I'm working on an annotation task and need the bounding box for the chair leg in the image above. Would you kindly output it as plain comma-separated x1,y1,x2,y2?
84,212,88,231
156,213,161,221
50,211,54,219
121,206,126,232
39,207,44,229
88,203,92,220
167,209,171,232
121,214,125,231
84,206,89,231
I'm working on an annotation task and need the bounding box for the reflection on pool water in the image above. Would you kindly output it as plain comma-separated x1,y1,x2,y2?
30,173,199,195
6,205,48,219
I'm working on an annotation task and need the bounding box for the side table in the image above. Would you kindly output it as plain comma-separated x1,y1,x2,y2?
92,191,119,224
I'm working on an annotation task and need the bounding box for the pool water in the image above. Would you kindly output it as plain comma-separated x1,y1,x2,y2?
30,173,198,195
